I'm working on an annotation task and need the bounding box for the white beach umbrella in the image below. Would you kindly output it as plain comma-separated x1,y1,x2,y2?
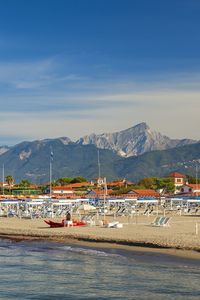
78,204,96,212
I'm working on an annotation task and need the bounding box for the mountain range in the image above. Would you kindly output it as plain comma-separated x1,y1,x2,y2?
76,122,196,157
0,122,199,183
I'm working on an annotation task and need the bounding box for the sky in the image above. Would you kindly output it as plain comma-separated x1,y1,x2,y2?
0,0,200,145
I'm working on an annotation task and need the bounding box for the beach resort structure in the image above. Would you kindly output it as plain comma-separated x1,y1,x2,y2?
0,170,200,259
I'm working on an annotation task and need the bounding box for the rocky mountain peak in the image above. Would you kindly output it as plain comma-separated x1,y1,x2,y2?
76,123,197,157
132,122,149,131
58,137,72,145
0,146,10,155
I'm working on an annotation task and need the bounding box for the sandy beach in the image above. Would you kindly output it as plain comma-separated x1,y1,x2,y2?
0,214,200,259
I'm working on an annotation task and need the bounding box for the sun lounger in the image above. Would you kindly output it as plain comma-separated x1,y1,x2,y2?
143,209,148,215
103,221,123,228
106,221,119,228
162,217,171,227
85,215,96,226
151,216,162,226
115,223,123,228
150,216,171,227
157,217,166,226
116,207,126,216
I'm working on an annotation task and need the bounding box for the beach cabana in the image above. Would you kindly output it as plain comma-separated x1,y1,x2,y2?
0,200,21,217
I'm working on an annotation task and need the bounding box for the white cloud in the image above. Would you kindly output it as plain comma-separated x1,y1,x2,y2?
0,57,87,92
0,56,199,145
0,87,199,145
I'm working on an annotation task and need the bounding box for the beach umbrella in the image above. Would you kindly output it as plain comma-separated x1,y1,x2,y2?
78,204,96,212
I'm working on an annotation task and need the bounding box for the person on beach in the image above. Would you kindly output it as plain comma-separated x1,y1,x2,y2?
64,212,73,227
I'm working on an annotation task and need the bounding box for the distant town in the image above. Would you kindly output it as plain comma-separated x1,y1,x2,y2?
1,171,200,199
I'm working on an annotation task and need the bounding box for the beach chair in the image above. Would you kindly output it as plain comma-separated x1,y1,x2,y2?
151,216,162,226
143,208,148,215
85,215,96,226
104,221,119,228
149,208,153,215
115,223,123,228
151,216,171,227
115,206,123,215
162,217,171,227
158,217,166,226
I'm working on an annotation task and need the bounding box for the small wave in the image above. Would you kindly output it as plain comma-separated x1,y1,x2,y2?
61,245,121,257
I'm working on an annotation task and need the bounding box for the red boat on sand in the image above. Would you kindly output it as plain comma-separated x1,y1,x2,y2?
44,219,87,228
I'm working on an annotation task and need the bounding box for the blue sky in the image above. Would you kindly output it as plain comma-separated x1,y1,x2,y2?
0,0,200,144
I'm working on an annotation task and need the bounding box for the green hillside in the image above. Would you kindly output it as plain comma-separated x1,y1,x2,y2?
116,142,200,181
0,139,200,183
0,140,122,183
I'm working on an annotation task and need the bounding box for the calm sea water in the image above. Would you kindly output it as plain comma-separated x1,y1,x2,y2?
0,239,199,300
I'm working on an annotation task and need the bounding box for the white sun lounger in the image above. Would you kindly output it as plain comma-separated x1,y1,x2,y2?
106,221,119,228
103,221,123,228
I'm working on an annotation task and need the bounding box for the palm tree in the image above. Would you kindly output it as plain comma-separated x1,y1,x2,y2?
5,175,14,192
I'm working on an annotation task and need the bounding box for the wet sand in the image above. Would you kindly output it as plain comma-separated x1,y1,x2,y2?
0,214,200,259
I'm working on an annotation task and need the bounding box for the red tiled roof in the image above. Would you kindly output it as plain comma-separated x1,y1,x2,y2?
91,189,113,194
186,184,200,189
107,181,124,187
168,172,186,178
66,182,90,188
52,186,73,191
131,189,160,197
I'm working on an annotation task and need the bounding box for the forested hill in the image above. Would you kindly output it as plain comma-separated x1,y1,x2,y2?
0,138,200,183
115,141,200,181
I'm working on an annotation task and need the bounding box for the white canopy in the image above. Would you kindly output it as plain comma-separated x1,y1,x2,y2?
78,204,96,211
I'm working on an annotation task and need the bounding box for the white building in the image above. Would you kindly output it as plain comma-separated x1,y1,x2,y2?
180,184,200,194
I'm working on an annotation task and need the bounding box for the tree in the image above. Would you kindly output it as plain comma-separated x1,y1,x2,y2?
111,186,134,195
187,175,200,184
55,177,72,186
5,175,14,187
155,177,175,194
70,176,87,183
18,179,31,188
137,177,175,194
137,177,157,189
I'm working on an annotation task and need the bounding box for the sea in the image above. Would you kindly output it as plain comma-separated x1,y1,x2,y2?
0,239,199,300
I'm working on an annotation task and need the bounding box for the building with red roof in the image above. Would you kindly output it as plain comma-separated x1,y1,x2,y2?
51,186,75,197
180,184,200,194
107,179,134,189
168,172,186,189
128,189,160,198
66,182,91,189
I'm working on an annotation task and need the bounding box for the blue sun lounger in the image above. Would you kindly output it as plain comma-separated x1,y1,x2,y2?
151,216,171,227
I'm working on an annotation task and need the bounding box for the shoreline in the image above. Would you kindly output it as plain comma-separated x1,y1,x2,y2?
0,215,200,260
1,230,200,261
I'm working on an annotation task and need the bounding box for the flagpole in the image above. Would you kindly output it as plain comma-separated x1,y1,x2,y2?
103,177,107,223
50,158,52,199
98,150,101,179
196,164,198,198
2,164,4,195
50,148,53,199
